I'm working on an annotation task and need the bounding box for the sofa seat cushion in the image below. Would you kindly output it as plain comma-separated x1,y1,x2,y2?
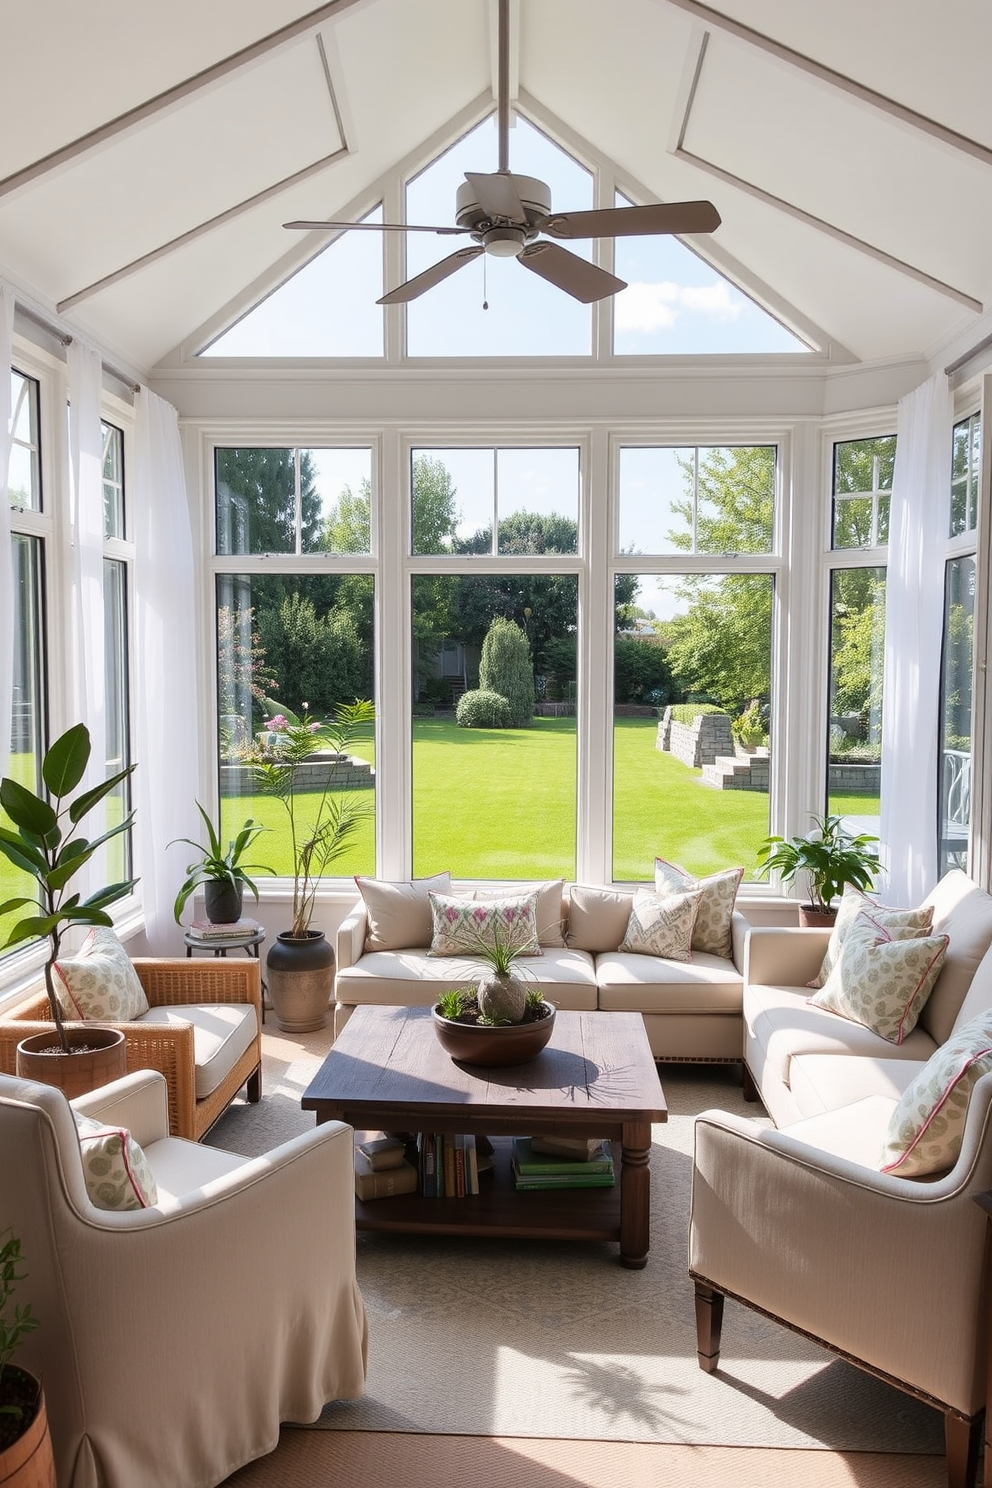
787,1053,926,1120
138,1004,259,1100
597,951,742,1015
143,1135,249,1202
744,982,938,1091
335,948,598,1011
782,1096,898,1171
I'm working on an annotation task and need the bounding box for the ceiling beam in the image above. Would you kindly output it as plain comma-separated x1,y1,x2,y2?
661,0,992,169
0,0,368,202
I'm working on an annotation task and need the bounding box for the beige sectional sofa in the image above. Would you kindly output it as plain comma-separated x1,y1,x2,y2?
334,875,748,1060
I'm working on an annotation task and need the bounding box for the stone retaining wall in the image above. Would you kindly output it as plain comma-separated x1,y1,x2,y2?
220,755,375,797
658,708,735,768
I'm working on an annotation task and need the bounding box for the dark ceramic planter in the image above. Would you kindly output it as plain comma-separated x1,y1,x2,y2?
431,1004,556,1067
204,880,244,924
798,905,838,928
265,930,334,1032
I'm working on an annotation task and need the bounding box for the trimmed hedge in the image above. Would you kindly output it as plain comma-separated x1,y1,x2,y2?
668,703,727,725
456,689,513,729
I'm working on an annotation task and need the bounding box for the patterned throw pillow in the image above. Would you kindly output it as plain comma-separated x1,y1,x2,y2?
807,884,935,989
54,927,149,1021
427,891,542,958
73,1113,158,1210
654,860,743,959
879,1012,992,1176
619,889,700,961
809,911,949,1044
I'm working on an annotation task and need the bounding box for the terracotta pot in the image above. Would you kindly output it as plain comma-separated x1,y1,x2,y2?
0,1371,56,1487
204,880,243,924
798,905,838,929
15,1026,128,1099
265,930,334,1032
432,1004,556,1067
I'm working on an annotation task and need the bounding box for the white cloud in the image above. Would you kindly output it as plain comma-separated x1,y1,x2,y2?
615,279,744,334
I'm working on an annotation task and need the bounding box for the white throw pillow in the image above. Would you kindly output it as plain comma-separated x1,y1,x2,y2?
73,1112,158,1210
809,911,949,1045
355,873,452,951
618,889,700,962
879,1012,992,1177
654,860,742,959
428,891,541,958
54,927,149,1021
807,884,935,990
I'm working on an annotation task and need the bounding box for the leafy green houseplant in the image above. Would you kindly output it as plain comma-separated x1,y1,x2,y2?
171,804,272,925
0,1230,54,1471
756,812,881,919
0,723,137,1053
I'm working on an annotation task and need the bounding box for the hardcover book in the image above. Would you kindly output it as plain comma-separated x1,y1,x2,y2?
187,917,261,940
357,1136,408,1171
354,1152,419,1201
512,1137,613,1175
511,1167,615,1191
530,1134,608,1162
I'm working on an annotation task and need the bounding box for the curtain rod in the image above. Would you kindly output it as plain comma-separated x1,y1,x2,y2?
14,301,141,394
944,328,992,378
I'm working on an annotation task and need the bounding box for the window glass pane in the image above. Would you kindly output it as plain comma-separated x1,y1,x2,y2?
412,448,488,555
9,370,40,511
303,449,373,554
832,436,894,549
216,574,375,877
619,445,775,556
217,447,374,557
614,572,772,881
495,448,579,554
950,413,981,538
102,421,124,539
103,557,131,880
827,568,884,833
1,535,46,953
939,556,975,874
412,574,577,878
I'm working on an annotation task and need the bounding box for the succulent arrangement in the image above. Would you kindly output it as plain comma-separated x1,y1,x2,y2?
435,984,550,1028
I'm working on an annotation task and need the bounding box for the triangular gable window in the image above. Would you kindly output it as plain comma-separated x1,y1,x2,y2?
200,206,385,357
612,191,808,354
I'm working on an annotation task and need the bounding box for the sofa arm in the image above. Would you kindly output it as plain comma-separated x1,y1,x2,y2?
743,925,831,987
336,901,367,971
729,911,748,973
71,1070,171,1147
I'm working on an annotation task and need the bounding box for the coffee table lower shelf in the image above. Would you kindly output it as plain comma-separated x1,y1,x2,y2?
355,1135,621,1245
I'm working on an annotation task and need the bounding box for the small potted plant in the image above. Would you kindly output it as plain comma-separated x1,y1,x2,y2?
171,804,273,926
0,1230,56,1486
756,812,881,926
431,914,556,1066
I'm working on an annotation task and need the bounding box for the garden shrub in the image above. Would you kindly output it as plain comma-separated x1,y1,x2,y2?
479,617,534,727
668,702,726,725
456,689,513,729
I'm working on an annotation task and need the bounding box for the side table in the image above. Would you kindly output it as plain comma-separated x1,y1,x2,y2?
184,929,268,1023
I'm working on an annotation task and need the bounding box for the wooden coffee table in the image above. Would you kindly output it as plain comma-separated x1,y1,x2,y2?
301,1004,667,1268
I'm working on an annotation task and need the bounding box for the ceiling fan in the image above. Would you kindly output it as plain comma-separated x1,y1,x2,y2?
284,0,721,305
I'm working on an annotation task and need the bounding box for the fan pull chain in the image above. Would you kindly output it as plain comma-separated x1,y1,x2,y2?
482,253,488,311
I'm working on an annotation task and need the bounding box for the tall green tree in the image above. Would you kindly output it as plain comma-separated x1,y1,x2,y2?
216,447,323,554
478,617,535,727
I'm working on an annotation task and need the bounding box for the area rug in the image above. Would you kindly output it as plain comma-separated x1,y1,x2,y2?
208,1027,945,1457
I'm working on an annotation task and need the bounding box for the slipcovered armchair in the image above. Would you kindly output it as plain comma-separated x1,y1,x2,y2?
689,1078,992,1488
0,1068,368,1488
0,956,262,1139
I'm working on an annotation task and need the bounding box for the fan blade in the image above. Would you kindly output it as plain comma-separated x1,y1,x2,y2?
518,243,626,303
537,200,722,239
464,172,527,224
377,246,484,305
284,219,466,235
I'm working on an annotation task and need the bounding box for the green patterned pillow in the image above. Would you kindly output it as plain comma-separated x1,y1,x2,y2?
807,885,935,990
74,1113,158,1210
809,911,949,1045
54,927,149,1021
619,889,700,961
654,860,742,959
880,1013,992,1176
427,891,542,958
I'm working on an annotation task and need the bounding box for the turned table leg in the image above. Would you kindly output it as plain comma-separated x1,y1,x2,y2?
619,1120,652,1268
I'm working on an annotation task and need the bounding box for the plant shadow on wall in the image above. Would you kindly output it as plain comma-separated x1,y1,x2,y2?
244,699,374,1032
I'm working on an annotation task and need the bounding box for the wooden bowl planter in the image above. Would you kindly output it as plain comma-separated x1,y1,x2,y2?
0,1369,55,1488
15,1026,127,1099
431,1002,556,1067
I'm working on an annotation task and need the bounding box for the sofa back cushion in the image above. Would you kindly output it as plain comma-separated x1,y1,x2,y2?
566,886,634,953
918,871,992,1044
356,873,452,951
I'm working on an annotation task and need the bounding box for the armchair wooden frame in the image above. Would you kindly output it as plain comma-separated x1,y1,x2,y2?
0,957,262,1139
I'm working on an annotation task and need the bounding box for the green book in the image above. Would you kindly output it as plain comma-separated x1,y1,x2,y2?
512,1136,613,1176
513,1169,615,1190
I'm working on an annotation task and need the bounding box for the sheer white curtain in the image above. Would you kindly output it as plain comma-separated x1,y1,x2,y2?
67,341,108,889
0,287,14,783
134,389,200,952
880,372,953,904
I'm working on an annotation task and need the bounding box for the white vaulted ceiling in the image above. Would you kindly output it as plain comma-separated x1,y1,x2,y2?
1,0,990,376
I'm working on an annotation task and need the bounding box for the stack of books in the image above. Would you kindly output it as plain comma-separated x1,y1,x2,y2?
186,917,261,942
511,1135,615,1190
416,1133,482,1197
354,1135,419,1201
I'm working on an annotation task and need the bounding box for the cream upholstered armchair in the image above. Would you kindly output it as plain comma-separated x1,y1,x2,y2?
689,1076,992,1488
0,956,262,1139
0,1069,368,1488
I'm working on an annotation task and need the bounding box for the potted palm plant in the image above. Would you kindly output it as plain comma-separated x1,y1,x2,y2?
756,812,881,926
248,699,374,1032
171,804,272,926
0,723,137,1092
0,1231,56,1488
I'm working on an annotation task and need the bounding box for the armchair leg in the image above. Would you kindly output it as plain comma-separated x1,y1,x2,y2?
694,1282,724,1374
943,1410,981,1488
742,1063,760,1103
246,1066,262,1104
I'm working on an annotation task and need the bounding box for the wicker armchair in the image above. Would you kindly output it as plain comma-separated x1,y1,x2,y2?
0,957,262,1139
